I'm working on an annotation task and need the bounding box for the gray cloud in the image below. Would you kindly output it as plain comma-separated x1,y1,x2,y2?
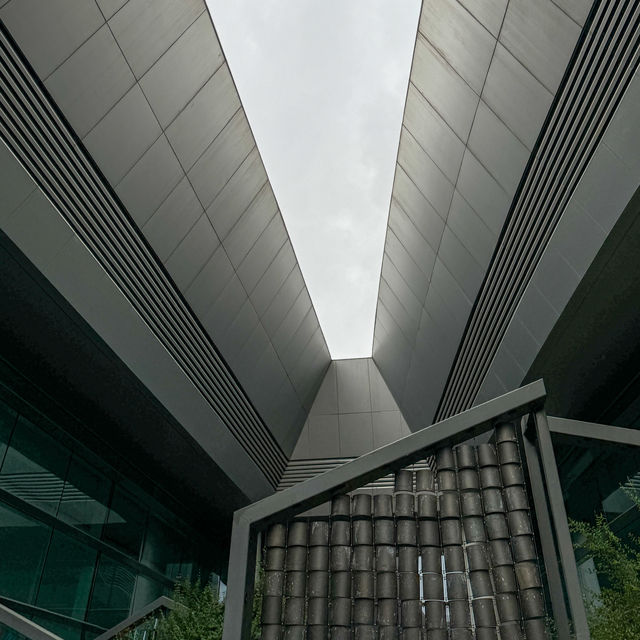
206,0,420,358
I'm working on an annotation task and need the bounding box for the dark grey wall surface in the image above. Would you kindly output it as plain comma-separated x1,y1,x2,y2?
372,0,593,429
0,0,330,464
281,358,413,490
291,359,411,460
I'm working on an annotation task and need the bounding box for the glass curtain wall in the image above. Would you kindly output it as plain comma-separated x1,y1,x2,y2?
553,433,640,599
0,388,221,640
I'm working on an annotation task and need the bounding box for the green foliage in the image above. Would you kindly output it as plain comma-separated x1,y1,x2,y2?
570,487,640,640
156,580,225,640
152,569,263,640
250,564,264,640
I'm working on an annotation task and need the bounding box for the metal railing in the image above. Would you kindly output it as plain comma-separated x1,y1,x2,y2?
94,597,178,640
0,604,63,640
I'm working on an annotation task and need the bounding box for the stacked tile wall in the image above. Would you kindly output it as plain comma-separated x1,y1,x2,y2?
261,421,547,639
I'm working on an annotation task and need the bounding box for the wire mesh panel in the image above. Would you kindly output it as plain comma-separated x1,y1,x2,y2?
260,422,549,639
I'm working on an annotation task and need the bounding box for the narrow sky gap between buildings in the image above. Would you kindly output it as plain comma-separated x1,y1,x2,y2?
206,0,421,358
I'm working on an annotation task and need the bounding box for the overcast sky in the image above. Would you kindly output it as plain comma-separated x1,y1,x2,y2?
206,0,420,358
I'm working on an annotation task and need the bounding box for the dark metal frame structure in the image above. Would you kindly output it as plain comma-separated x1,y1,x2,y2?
223,380,620,640
0,603,63,640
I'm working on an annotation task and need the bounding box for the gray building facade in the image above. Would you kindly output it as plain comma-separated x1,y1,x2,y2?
0,0,640,637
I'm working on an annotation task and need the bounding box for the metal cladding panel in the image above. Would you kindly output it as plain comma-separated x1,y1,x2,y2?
467,101,530,195
457,0,508,37
184,244,235,317
404,84,465,182
0,0,330,487
164,214,220,291
446,191,496,271
165,64,240,171
143,178,204,262
96,0,127,20
279,358,416,490
419,0,495,94
477,66,640,404
393,167,445,247
115,134,185,226
482,43,554,150
500,0,582,93
284,358,412,488
0,0,104,78
83,84,163,185
139,12,224,128
433,0,640,419
388,201,438,277
384,230,430,305
108,0,203,78
412,33,477,141
44,24,135,137
374,0,594,430
236,215,289,294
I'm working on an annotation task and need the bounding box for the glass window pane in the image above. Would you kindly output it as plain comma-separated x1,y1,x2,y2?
0,416,70,516
102,485,147,559
556,434,640,596
132,575,166,613
58,457,111,538
86,554,136,629
140,514,185,580
0,399,17,468
30,615,82,640
36,529,97,620
0,502,51,603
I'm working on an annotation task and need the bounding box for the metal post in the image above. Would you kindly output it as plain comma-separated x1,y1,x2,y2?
533,410,590,640
520,417,571,640
222,511,258,640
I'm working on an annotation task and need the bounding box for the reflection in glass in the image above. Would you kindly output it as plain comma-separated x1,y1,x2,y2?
36,530,97,620
554,434,640,596
0,400,16,467
87,554,136,629
0,397,220,638
0,416,70,516
0,503,51,603
102,486,147,559
141,514,186,580
132,575,167,613
58,457,111,538
30,615,82,640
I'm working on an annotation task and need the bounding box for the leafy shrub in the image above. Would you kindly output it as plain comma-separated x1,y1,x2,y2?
156,580,225,640
570,487,640,640
153,568,263,640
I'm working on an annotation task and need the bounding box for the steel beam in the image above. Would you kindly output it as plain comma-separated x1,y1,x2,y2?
533,410,591,640
521,417,571,640
547,415,640,447
223,512,258,640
